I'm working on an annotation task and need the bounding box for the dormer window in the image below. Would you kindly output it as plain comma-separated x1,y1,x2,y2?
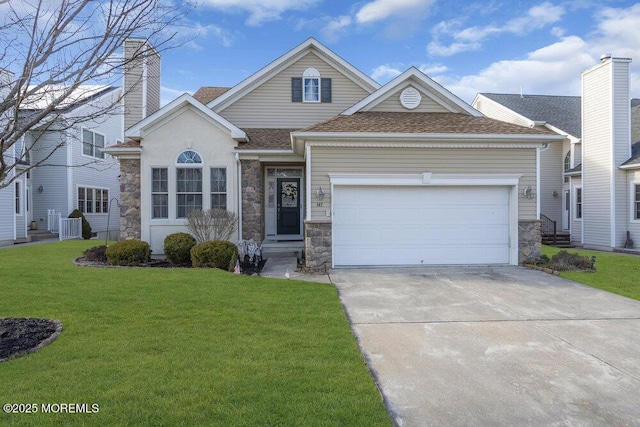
292,70,331,103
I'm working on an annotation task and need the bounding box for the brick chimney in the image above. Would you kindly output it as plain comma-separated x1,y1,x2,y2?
122,39,161,131
581,55,632,249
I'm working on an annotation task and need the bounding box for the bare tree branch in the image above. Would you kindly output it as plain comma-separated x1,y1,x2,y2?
0,0,194,188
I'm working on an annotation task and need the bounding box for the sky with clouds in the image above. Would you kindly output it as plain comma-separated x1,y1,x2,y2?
8,0,637,106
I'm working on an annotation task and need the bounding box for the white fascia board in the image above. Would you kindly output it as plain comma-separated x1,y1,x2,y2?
342,67,482,116
294,131,563,142
101,146,142,159
619,163,640,170
207,38,380,110
542,123,574,141
329,172,522,187
126,93,246,140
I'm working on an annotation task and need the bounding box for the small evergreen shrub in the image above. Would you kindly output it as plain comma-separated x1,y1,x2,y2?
106,240,151,266
83,245,108,263
191,240,238,270
164,232,196,265
68,209,92,240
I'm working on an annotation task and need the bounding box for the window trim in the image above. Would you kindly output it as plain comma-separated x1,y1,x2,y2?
175,150,203,219
151,167,169,219
210,167,228,210
574,186,582,220
303,68,321,103
77,186,110,214
15,181,22,215
631,182,640,223
81,128,106,160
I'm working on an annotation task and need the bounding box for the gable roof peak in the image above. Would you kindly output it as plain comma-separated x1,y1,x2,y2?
342,67,482,117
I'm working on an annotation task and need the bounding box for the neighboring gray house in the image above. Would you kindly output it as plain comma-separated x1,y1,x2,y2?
106,38,564,267
0,39,159,246
474,56,640,251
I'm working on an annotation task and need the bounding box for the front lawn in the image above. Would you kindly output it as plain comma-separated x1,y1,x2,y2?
0,241,391,426
542,245,640,301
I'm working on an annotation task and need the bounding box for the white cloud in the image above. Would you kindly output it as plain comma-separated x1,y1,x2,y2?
430,1,565,57
370,65,403,82
418,64,449,75
321,15,352,43
355,0,434,24
198,0,320,26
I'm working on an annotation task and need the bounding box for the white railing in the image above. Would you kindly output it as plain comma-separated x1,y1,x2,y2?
47,209,59,233
59,218,82,241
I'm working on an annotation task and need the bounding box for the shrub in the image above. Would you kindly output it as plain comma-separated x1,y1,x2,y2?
83,245,108,263
68,209,92,240
191,240,238,270
106,240,151,266
187,209,238,243
164,232,196,265
549,250,596,271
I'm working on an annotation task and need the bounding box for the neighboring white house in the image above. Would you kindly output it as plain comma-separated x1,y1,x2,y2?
474,55,640,251
0,39,159,246
106,38,564,267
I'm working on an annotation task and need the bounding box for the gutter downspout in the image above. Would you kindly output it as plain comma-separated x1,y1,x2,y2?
235,152,242,240
537,143,549,219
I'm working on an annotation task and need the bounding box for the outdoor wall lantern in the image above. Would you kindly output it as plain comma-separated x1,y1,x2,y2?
523,186,535,200
37,185,44,193
552,191,559,199
316,186,325,201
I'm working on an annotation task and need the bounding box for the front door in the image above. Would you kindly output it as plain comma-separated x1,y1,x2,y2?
277,178,300,235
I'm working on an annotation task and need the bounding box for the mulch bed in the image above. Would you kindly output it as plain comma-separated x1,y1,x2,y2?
0,318,63,362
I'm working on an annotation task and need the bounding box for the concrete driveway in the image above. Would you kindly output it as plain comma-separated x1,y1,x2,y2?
330,266,640,426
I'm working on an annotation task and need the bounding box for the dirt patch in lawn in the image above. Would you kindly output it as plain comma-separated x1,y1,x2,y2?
0,318,63,362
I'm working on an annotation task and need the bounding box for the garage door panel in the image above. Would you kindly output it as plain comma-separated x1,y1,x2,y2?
333,186,511,266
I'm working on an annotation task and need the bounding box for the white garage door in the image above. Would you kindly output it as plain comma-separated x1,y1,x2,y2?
333,186,511,266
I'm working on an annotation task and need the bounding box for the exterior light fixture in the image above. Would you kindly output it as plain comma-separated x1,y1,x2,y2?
523,186,535,199
37,185,44,193
552,191,559,198
316,186,325,201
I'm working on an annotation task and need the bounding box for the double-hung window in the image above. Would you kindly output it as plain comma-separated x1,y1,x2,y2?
176,150,202,218
82,129,105,159
152,168,169,219
634,184,640,221
211,168,227,210
15,182,21,214
78,187,109,213
575,187,582,219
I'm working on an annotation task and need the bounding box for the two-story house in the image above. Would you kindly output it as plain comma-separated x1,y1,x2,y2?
106,38,564,268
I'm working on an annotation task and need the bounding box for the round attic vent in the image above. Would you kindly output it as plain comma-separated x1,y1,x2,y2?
400,87,421,109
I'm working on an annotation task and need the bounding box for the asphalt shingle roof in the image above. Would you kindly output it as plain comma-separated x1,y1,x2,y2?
301,111,558,135
481,93,582,138
192,87,231,104
238,128,297,150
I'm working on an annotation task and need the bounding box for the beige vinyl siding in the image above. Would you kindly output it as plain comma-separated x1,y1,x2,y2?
573,143,582,167
612,62,631,247
582,63,612,248
309,147,537,221
473,96,533,128
217,52,371,128
123,41,144,131
146,51,161,118
369,85,453,113
539,141,563,224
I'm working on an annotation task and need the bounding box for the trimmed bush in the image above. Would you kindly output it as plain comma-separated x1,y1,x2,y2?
164,232,196,265
106,240,151,266
69,209,92,240
191,240,238,271
83,245,108,263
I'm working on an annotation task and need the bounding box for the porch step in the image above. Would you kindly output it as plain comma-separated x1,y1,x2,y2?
261,240,304,259
27,230,58,242
542,231,574,248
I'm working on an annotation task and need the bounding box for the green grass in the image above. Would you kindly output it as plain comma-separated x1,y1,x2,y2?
542,245,640,301
0,241,391,426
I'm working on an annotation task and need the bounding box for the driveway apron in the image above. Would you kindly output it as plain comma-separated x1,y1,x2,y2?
330,266,640,426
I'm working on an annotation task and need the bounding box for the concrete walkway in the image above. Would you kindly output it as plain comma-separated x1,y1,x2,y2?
331,266,640,426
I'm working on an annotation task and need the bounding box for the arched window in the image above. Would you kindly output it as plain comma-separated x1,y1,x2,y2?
303,68,320,103
564,151,571,172
175,150,202,218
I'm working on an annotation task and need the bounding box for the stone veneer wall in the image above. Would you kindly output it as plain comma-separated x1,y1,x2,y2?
304,221,332,268
119,158,141,240
241,160,264,243
519,220,541,263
